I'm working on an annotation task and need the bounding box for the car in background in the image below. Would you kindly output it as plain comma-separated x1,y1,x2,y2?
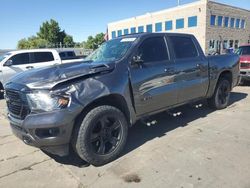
58,50,80,60
236,44,250,83
0,49,83,98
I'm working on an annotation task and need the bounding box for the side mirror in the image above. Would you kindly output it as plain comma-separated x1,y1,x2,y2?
131,55,144,66
4,60,13,66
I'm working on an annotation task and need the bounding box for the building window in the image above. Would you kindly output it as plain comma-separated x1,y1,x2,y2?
223,40,228,49
229,40,234,48
130,27,136,34
210,15,216,26
241,20,245,29
230,18,235,28
235,40,239,49
236,19,240,28
146,24,153,32
209,40,215,49
117,30,122,37
124,29,129,35
155,22,162,32
176,18,184,29
224,17,229,27
111,31,116,39
138,26,144,33
218,16,223,26
165,21,173,31
188,16,197,27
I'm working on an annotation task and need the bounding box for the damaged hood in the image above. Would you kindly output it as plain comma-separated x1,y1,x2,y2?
7,61,115,90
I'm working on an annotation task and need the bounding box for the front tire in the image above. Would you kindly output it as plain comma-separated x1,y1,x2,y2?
207,78,231,110
74,106,128,166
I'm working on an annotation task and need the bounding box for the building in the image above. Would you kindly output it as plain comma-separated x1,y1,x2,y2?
108,0,250,54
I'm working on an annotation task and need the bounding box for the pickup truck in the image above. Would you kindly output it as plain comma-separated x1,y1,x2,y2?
236,44,250,83
4,33,240,166
0,49,83,98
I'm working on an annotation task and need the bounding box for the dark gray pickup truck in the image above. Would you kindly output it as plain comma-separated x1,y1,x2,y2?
5,33,240,166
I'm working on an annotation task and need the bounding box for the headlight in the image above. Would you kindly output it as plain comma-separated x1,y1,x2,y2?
26,92,71,112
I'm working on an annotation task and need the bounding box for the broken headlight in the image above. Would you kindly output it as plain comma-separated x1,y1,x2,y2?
26,92,71,112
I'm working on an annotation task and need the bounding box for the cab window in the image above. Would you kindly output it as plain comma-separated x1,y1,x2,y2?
169,36,198,59
9,53,30,65
137,37,169,63
31,52,54,63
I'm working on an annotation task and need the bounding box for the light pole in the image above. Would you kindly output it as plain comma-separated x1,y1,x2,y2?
178,0,180,6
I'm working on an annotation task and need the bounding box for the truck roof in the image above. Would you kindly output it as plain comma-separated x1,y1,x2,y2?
8,49,58,55
115,32,195,39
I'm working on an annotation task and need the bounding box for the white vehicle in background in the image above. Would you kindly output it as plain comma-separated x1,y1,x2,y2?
0,49,84,98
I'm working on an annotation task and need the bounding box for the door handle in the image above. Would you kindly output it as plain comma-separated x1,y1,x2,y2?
26,66,34,69
164,67,175,74
196,64,206,71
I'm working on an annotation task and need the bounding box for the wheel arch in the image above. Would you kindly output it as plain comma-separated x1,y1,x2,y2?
73,93,132,130
217,70,233,89
207,70,233,98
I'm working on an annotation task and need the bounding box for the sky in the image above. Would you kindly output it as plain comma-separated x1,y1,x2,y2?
0,0,249,49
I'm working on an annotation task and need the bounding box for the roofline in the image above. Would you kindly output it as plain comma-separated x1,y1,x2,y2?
108,0,204,26
208,1,250,13
108,0,250,26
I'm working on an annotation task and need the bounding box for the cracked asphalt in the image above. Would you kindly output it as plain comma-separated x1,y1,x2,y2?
0,86,250,188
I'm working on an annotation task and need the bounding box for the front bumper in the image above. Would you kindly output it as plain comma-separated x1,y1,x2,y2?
8,104,82,156
240,69,250,81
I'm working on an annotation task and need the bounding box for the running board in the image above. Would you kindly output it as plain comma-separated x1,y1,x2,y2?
140,118,157,127
167,111,182,117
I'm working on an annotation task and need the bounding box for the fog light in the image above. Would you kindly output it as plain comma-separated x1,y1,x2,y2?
35,128,60,138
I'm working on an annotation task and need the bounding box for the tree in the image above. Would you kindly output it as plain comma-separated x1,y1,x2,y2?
37,19,61,45
17,19,76,49
63,35,75,47
84,33,105,49
17,38,29,49
17,36,48,49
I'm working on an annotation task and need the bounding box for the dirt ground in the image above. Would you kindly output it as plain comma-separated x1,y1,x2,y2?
0,86,250,188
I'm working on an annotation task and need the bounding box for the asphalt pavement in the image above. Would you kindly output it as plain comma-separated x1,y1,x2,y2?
0,86,250,188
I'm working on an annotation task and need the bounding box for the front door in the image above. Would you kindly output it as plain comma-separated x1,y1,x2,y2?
129,36,178,116
2,53,30,84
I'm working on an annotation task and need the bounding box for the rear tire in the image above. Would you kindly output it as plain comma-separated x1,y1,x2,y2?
0,83,4,99
74,105,128,166
207,78,231,110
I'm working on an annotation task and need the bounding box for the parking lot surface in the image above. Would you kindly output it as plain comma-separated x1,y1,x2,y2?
0,86,250,188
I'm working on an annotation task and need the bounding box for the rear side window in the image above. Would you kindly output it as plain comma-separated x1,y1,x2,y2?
168,36,198,59
9,53,30,65
33,52,54,63
59,52,66,58
67,52,75,57
138,37,169,63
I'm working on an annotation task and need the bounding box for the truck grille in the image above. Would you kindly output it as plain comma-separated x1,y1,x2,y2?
241,62,250,69
5,90,30,120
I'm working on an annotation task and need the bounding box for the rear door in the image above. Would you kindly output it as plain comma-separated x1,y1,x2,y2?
2,53,30,83
129,36,178,116
29,52,56,69
167,35,209,103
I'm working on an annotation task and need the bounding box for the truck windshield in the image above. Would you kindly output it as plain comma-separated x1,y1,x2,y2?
235,46,250,55
86,38,137,62
0,53,11,62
